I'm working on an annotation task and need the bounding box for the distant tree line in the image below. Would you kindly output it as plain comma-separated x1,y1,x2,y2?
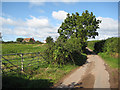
2,38,43,44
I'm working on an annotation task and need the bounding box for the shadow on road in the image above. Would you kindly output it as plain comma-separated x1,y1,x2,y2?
71,51,87,66
69,48,96,66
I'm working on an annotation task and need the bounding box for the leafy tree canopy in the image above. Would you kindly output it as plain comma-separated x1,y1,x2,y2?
58,10,101,40
46,36,54,43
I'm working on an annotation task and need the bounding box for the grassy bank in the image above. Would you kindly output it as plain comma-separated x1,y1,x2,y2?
87,37,119,69
3,64,78,88
98,53,118,68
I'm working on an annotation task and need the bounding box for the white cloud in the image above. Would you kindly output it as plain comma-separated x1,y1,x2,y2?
97,17,118,31
1,16,50,28
0,17,25,27
52,10,68,20
2,28,13,35
26,16,49,28
0,17,16,26
1,16,59,42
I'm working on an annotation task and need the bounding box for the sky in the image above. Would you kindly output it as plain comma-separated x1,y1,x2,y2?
0,1,119,42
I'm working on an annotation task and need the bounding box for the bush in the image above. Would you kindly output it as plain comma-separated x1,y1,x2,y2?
44,37,87,66
44,39,69,65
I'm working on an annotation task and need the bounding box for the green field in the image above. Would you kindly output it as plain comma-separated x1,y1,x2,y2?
2,44,46,54
2,43,79,88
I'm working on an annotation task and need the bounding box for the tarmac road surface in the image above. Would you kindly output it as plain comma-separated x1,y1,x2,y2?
57,47,110,88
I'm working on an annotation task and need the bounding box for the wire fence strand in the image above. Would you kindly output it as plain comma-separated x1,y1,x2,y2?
2,52,46,74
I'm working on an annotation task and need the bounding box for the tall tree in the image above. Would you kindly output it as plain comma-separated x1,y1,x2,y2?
58,10,101,50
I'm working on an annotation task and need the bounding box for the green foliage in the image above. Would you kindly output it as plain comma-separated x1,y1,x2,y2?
98,52,118,68
88,37,119,55
45,37,87,66
45,10,101,65
2,44,79,88
65,38,82,53
46,36,54,43
103,37,119,54
2,62,78,88
58,10,101,52
16,38,24,42
2,41,17,44
45,40,69,65
58,10,101,43
87,37,119,68
28,39,35,44
87,40,99,50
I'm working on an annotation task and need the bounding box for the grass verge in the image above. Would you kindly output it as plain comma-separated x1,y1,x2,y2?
2,63,78,88
98,53,118,68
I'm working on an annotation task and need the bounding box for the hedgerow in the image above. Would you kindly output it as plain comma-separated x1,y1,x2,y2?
88,37,119,57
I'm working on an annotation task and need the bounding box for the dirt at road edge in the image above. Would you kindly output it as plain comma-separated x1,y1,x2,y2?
76,59,95,88
76,73,95,88
104,64,119,88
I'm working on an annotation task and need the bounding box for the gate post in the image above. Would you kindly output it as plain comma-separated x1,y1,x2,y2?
21,54,24,72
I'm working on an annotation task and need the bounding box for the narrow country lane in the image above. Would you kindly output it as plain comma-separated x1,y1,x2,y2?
56,47,111,88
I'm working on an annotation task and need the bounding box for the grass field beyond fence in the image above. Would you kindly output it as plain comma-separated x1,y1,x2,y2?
2,44,46,54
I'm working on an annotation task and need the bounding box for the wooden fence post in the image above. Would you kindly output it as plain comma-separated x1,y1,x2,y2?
21,54,24,72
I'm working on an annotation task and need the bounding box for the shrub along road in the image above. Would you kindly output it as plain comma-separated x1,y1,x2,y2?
55,47,112,88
